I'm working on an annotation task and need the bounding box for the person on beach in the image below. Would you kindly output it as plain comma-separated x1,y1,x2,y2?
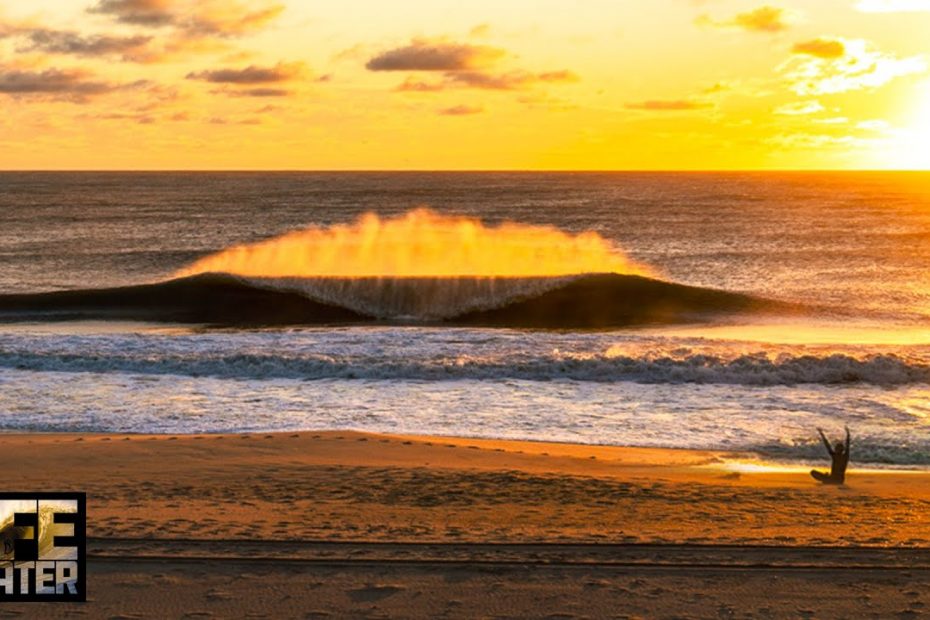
810,425,850,485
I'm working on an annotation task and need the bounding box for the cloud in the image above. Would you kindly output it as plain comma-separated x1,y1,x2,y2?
702,81,731,94
469,23,491,38
366,39,505,71
183,3,283,38
855,0,930,11
88,111,157,124
779,38,926,95
88,0,283,38
445,69,579,90
732,6,791,32
88,0,173,26
394,68,578,92
395,77,445,92
766,132,861,149
217,87,291,97
207,115,262,125
857,119,892,131
439,104,483,115
537,70,580,83
775,100,825,115
697,5,791,33
624,99,712,111
369,37,577,97
1,17,237,64
792,38,846,59
186,62,304,84
0,67,118,101
0,21,26,39
445,71,529,90
17,29,153,60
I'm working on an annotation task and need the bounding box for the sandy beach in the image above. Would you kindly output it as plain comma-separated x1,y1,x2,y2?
2,430,928,618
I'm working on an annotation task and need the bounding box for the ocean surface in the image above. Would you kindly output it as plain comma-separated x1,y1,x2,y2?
1,172,928,466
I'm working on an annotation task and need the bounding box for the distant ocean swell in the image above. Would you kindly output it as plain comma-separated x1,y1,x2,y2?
0,272,778,328
1,348,926,386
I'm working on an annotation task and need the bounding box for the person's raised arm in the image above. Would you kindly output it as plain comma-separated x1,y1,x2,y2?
845,425,851,454
817,428,834,455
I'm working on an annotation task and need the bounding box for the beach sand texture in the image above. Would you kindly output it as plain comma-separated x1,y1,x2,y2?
2,431,928,618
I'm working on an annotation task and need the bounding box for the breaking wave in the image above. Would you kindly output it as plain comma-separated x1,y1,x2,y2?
0,272,776,327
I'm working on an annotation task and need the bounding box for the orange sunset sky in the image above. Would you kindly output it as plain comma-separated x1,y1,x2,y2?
1,0,929,170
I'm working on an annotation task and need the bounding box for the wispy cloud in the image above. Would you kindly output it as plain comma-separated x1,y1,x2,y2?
187,62,305,84
439,104,483,115
624,99,712,111
368,36,578,98
792,38,846,59
215,87,291,97
775,100,824,115
0,67,122,102
780,38,925,95
88,0,173,27
88,0,284,38
446,69,578,90
697,5,792,33
16,29,152,61
396,69,578,92
366,39,505,71
765,132,863,149
469,23,491,39
395,77,445,92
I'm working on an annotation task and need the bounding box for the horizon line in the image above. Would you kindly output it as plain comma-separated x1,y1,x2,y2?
1,169,929,173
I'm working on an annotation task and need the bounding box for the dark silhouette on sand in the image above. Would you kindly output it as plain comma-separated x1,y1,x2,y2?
810,426,850,485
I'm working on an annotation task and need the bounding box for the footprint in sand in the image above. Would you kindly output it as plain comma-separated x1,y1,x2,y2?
347,585,405,603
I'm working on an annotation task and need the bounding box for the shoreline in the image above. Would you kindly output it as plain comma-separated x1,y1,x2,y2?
4,429,929,546
3,428,926,472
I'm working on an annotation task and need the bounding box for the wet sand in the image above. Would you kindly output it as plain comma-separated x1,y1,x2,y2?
2,430,929,618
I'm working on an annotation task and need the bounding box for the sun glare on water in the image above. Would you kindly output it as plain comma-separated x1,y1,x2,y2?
175,209,653,279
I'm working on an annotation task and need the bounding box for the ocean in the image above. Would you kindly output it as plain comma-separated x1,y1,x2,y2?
1,172,928,466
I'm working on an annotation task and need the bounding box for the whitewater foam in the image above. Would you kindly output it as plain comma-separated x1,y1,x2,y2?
0,331,927,385
0,327,927,464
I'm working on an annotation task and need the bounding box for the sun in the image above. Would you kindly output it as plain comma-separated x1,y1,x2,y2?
882,80,930,170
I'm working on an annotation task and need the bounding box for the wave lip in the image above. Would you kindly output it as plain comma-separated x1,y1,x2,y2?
0,272,781,328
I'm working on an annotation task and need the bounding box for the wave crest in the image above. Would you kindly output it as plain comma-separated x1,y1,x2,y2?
174,209,653,279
